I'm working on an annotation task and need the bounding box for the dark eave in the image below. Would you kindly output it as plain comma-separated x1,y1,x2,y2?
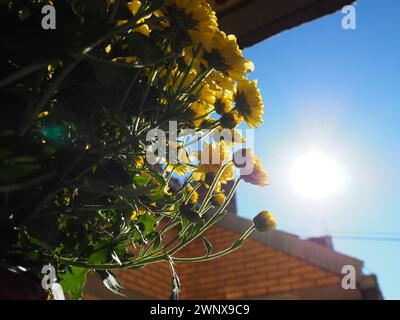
211,0,356,48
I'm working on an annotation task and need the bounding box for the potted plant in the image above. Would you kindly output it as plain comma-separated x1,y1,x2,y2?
0,0,275,300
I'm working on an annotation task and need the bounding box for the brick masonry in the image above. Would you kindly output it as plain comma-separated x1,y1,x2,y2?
84,224,351,300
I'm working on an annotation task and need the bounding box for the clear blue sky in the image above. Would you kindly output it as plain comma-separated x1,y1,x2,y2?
238,0,400,299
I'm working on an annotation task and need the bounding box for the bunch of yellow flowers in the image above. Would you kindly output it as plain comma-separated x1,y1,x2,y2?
113,0,264,129
114,1,266,173
107,0,275,229
0,0,276,299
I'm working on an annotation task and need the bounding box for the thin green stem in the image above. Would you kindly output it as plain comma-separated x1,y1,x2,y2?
170,45,201,108
166,177,242,256
0,60,57,88
83,11,159,54
172,225,256,263
57,252,169,270
198,162,232,214
201,177,242,230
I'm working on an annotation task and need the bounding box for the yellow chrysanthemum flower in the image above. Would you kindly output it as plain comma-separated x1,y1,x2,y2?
116,1,151,36
162,185,173,196
235,79,264,128
220,109,243,129
183,46,200,71
202,31,254,81
185,185,199,205
206,70,235,92
130,208,146,221
165,142,191,176
189,101,213,127
240,156,268,187
211,192,225,206
105,44,112,54
214,90,233,115
193,141,234,185
166,164,190,176
212,128,246,146
165,0,218,45
37,111,49,119
164,204,176,215
133,155,145,169
169,66,216,106
198,83,216,106
169,68,197,93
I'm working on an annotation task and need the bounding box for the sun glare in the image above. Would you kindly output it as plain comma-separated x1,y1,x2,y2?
290,152,345,199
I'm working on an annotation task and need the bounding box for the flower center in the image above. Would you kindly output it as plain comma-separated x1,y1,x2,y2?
166,5,198,30
203,49,230,73
235,92,251,116
214,98,227,114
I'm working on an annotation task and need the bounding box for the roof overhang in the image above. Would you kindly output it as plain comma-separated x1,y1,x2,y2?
211,0,356,48
218,213,384,299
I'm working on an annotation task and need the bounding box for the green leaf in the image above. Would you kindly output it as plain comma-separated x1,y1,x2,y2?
147,189,164,201
88,243,110,265
149,169,167,186
136,213,155,236
146,231,161,252
59,266,89,300
133,175,150,187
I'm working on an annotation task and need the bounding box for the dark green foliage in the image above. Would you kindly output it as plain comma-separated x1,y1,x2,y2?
0,0,186,299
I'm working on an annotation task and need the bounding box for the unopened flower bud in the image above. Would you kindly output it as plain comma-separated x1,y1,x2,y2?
211,193,225,206
220,111,242,129
181,205,202,223
253,210,277,232
205,172,216,186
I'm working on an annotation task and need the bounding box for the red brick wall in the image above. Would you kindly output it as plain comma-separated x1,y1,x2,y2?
175,225,342,299
85,224,344,300
115,261,171,299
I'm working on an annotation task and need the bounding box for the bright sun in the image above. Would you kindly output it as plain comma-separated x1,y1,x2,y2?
290,152,345,199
